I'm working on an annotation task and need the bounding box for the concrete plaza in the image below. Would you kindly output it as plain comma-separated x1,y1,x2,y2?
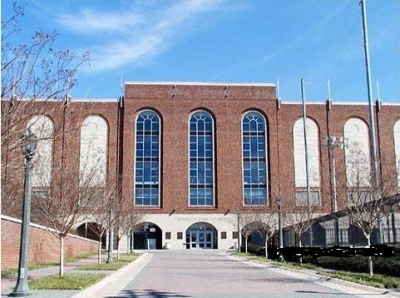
2,250,400,298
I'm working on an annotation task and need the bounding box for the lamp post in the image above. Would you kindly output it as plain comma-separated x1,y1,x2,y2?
323,135,347,246
11,129,37,297
276,196,284,262
360,0,382,244
106,197,114,264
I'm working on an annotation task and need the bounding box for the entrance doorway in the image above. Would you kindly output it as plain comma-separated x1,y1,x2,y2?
190,231,213,249
131,222,162,250
186,222,217,249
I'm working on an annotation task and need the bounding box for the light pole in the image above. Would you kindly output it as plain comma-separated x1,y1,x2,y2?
11,129,37,297
323,135,347,246
360,0,382,244
106,196,114,263
276,196,284,262
236,212,241,253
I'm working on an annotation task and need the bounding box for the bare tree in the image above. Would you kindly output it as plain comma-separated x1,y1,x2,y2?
1,3,89,156
253,208,279,258
237,211,258,254
283,200,317,265
113,196,143,258
31,149,109,276
85,192,117,264
342,146,399,276
1,3,90,223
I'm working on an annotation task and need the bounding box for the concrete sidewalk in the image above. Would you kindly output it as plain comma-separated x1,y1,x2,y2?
1,253,150,298
2,251,400,298
226,253,400,298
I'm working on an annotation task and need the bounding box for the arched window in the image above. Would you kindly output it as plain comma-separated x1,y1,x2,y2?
344,118,371,188
28,115,54,187
394,120,400,187
242,112,268,205
134,111,160,206
293,117,320,205
80,115,108,187
189,111,214,206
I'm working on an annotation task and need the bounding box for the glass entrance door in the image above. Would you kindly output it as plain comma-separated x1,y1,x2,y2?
190,231,213,249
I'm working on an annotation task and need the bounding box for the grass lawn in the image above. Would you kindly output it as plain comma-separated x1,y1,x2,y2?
1,252,97,278
318,271,400,289
29,273,106,290
228,250,400,289
76,253,141,271
2,252,141,289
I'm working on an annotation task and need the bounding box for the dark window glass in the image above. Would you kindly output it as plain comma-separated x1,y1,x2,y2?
242,112,268,206
135,111,160,206
189,112,214,206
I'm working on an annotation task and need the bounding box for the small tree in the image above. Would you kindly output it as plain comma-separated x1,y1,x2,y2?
343,146,399,276
86,191,116,264
32,152,106,276
283,199,317,265
113,197,143,258
237,211,258,254
253,208,278,259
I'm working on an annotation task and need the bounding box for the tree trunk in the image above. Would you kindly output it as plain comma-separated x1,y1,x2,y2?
116,237,120,260
245,236,248,254
298,238,303,266
59,237,64,276
367,235,374,277
264,235,269,259
98,236,102,264
127,235,130,254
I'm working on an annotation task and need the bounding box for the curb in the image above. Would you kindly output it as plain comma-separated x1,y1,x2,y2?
225,253,400,298
71,253,152,298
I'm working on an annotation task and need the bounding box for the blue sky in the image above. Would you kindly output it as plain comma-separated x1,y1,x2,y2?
2,0,399,102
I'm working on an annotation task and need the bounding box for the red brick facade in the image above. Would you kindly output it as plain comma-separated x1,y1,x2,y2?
1,82,399,250
121,83,399,214
1,216,97,269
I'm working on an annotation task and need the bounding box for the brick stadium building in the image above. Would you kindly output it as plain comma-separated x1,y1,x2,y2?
2,82,400,250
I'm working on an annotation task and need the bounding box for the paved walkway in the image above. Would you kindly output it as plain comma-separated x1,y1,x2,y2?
1,251,400,298
1,255,117,298
116,250,400,298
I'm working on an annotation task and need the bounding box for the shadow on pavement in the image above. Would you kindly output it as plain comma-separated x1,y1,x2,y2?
108,289,190,297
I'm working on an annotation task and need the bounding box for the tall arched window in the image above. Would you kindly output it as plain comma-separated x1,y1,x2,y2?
134,110,160,206
293,117,320,205
242,112,268,206
344,118,371,188
28,115,54,187
189,111,214,206
394,120,400,187
80,115,108,187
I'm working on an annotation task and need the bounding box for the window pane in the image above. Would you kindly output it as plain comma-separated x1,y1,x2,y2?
135,111,160,206
189,111,214,206
242,112,268,206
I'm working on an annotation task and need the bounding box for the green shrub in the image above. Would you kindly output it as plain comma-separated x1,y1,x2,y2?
243,242,263,255
305,255,400,277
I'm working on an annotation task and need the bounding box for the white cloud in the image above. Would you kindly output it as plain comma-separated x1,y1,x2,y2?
88,36,163,72
58,9,143,34
58,0,226,73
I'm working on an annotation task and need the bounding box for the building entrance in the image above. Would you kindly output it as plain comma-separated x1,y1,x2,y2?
131,222,162,250
186,222,217,249
190,231,213,249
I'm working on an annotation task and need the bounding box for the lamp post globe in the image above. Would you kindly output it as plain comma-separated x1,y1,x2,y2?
10,128,37,297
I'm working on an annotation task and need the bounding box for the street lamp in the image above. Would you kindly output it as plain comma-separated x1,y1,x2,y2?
11,128,37,297
323,135,347,246
106,196,114,264
276,196,284,262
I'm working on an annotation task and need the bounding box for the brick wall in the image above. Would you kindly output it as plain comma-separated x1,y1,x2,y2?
1,215,98,269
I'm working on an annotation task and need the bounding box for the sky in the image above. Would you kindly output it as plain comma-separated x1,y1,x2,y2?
1,0,399,102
